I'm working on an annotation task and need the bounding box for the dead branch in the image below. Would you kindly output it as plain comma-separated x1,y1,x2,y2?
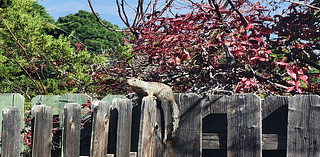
87,0,128,32
1,17,47,95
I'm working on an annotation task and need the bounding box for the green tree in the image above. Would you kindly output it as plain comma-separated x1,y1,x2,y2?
0,0,92,103
49,10,127,56
30,1,55,24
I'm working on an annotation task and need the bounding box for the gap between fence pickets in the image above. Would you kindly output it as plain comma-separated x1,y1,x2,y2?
79,152,138,157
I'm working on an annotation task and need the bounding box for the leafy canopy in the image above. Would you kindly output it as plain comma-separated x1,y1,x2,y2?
48,10,126,56
0,0,93,101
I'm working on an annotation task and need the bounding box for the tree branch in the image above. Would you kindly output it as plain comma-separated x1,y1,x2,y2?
285,0,320,10
0,41,42,94
226,0,249,25
208,0,222,20
87,0,128,31
1,17,47,94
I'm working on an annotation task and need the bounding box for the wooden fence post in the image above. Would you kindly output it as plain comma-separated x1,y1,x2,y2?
262,96,288,151
287,95,320,157
201,95,228,155
31,105,53,157
90,100,111,157
137,97,157,157
0,93,25,153
63,103,81,157
227,94,262,157
2,107,21,157
174,93,202,157
112,98,132,157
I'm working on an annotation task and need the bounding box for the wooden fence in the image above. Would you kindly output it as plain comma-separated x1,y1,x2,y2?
1,93,320,156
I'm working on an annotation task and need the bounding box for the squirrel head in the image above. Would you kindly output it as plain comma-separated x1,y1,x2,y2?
127,78,142,87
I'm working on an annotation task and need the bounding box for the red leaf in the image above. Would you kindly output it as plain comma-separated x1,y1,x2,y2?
246,23,255,30
257,37,263,44
299,75,308,84
287,86,295,92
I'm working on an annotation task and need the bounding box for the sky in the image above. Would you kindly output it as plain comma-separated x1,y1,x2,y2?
37,0,291,29
37,0,137,29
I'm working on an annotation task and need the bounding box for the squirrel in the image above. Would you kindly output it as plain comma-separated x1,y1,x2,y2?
127,78,180,142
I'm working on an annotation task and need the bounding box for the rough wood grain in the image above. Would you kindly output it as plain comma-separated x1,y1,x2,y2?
2,107,21,157
262,96,288,151
287,95,320,157
137,96,157,157
0,93,25,153
63,103,81,157
202,133,287,150
173,93,202,157
90,100,111,157
227,94,262,157
31,105,53,157
262,96,288,119
202,95,228,153
112,98,132,157
202,95,228,117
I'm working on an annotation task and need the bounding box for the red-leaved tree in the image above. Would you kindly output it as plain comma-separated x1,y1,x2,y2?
88,0,320,96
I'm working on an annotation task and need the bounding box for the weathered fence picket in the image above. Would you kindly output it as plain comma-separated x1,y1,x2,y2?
0,93,25,154
90,100,110,157
227,94,262,157
113,98,132,157
31,105,53,157
137,96,157,157
287,95,320,157
63,103,81,157
3,93,320,156
174,93,202,157
2,107,21,157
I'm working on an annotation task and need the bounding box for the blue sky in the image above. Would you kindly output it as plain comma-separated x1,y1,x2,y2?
37,0,290,29
38,0,137,28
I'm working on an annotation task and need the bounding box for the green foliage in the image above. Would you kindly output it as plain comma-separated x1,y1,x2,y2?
0,0,92,100
48,10,127,56
30,1,54,24
0,0,12,8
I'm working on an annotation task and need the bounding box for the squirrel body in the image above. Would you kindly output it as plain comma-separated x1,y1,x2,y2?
127,78,180,140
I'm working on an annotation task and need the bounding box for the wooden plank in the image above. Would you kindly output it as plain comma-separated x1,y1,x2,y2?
262,96,288,119
287,95,320,157
137,97,157,157
0,93,24,129
202,133,223,149
81,152,137,157
101,95,124,104
112,98,132,157
202,95,228,116
2,107,21,157
90,100,111,157
202,133,286,150
173,93,202,157
227,94,262,157
60,93,92,117
262,96,288,151
262,134,278,150
202,95,228,153
31,95,61,115
31,105,53,157
0,93,25,153
63,103,81,157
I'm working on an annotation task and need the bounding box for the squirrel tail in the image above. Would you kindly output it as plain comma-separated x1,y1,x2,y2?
172,102,180,135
